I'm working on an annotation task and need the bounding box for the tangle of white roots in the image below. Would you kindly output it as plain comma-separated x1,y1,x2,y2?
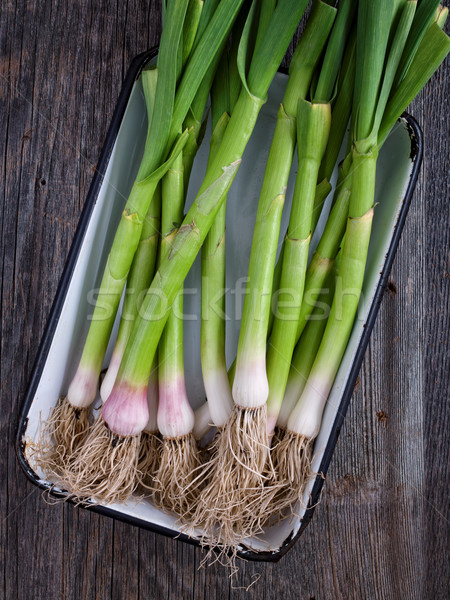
187,405,273,558
152,432,203,520
262,427,314,526
137,431,162,491
33,397,90,482
63,416,141,504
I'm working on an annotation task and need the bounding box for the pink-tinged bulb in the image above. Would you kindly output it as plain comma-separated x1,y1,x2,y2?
102,382,149,436
158,377,194,438
68,365,98,408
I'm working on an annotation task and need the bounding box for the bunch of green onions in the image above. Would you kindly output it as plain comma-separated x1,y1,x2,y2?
36,0,449,561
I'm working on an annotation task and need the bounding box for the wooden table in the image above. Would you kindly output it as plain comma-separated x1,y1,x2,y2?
1,2,448,599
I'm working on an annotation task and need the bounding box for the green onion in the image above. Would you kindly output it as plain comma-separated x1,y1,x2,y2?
152,150,202,518
200,53,236,429
55,0,190,439
265,99,331,434
267,272,336,521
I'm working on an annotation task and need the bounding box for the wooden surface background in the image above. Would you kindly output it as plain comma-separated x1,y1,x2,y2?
1,2,449,599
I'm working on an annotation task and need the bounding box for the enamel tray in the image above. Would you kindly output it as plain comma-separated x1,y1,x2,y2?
16,48,423,562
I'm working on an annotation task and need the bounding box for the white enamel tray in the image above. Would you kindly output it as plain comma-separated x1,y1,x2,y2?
17,49,422,561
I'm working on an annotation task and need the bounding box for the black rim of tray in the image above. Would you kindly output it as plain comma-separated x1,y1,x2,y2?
16,48,423,563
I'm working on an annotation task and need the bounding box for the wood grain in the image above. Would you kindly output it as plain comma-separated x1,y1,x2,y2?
1,2,448,599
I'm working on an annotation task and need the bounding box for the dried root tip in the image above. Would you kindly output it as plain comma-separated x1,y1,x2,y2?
63,416,141,504
262,428,314,525
152,433,202,520
189,405,271,551
137,431,162,490
33,397,90,480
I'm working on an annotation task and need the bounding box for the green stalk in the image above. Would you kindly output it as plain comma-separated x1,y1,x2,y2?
232,0,336,411
378,21,450,146
266,99,331,431
354,0,393,143
99,66,161,403
182,0,204,67
100,68,161,402
99,185,162,402
228,6,245,112
168,0,247,150
138,0,190,178
369,2,417,143
181,0,250,188
269,14,356,347
100,1,225,402
268,177,333,337
191,0,219,50
317,26,356,188
111,0,312,401
291,0,393,417
313,0,356,103
310,12,355,231
395,0,441,84
295,181,351,344
253,0,277,56
68,0,249,411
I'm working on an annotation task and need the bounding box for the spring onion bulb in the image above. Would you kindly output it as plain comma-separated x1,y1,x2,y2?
268,269,336,521
267,273,336,521
279,275,336,431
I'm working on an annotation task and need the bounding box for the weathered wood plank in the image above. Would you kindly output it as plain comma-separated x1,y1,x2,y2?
0,1,448,600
